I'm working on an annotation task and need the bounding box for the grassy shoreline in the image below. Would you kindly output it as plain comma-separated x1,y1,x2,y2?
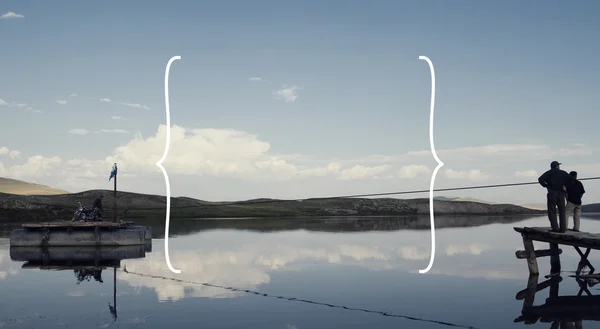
1,189,545,222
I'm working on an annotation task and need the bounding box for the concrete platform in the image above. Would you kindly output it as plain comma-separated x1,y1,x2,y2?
10,244,151,262
9,223,152,247
11,245,151,269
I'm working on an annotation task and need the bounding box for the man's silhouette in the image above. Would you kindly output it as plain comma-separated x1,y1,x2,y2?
92,195,104,221
538,161,574,232
565,171,585,231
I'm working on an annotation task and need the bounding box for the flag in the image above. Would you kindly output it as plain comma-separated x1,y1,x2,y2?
109,163,118,181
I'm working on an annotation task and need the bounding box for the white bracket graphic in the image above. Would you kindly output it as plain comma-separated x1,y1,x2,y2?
419,55,443,274
158,55,181,274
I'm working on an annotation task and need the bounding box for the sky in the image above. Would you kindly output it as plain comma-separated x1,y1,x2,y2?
1,0,600,205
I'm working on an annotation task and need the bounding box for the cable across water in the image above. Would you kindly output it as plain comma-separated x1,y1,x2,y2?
129,176,600,210
120,267,481,329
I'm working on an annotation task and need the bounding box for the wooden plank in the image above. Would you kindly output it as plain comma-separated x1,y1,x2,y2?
528,234,600,250
22,221,134,229
514,227,600,250
518,296,600,323
569,274,600,280
515,226,600,239
516,276,562,300
544,272,561,279
516,248,562,259
545,294,600,306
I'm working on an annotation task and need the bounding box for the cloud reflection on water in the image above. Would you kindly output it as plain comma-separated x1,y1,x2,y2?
117,232,509,301
2,216,600,304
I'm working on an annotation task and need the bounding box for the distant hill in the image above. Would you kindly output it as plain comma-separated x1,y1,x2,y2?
434,196,494,204
520,203,547,211
0,177,546,221
582,203,600,213
0,190,544,222
0,177,69,196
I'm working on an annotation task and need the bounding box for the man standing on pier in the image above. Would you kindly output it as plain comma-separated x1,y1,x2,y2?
565,171,585,232
538,161,574,233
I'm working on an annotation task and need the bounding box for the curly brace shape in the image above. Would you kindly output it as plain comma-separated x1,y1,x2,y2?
419,55,443,274
159,55,181,274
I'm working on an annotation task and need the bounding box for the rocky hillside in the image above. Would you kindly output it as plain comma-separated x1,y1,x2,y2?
0,188,544,221
0,177,69,195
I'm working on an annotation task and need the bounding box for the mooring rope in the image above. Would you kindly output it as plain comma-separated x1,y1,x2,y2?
119,266,481,329
129,176,600,210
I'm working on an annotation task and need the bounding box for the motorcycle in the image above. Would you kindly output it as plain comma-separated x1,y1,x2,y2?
72,201,102,222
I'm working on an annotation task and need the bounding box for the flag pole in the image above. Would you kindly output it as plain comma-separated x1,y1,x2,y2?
113,163,118,223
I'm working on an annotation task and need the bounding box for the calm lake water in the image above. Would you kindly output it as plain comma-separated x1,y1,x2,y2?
1,215,600,329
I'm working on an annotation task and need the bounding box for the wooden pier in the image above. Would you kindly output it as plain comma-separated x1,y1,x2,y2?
514,227,598,276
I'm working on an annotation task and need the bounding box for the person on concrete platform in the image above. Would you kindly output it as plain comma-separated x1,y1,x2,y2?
538,161,574,233
92,195,104,221
565,171,585,232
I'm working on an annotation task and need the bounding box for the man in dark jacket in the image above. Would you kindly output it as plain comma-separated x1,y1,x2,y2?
92,195,104,221
565,171,585,231
538,161,574,232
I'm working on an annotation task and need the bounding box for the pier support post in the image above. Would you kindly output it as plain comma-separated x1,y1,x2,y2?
523,274,538,309
549,243,561,274
574,246,595,275
522,234,539,275
549,274,559,299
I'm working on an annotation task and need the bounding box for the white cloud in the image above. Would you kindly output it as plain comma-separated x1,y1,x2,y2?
407,143,593,162
249,77,263,81
5,155,62,179
0,147,21,160
99,98,150,109
56,100,67,105
444,169,489,181
60,158,109,179
106,125,299,180
112,116,123,120
0,99,42,113
274,85,300,103
515,170,538,178
1,123,596,203
68,129,89,135
445,243,490,256
337,164,389,181
95,129,128,134
1,12,24,19
101,125,397,182
69,93,77,97
9,150,21,160
568,162,600,175
120,102,150,110
397,164,431,178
